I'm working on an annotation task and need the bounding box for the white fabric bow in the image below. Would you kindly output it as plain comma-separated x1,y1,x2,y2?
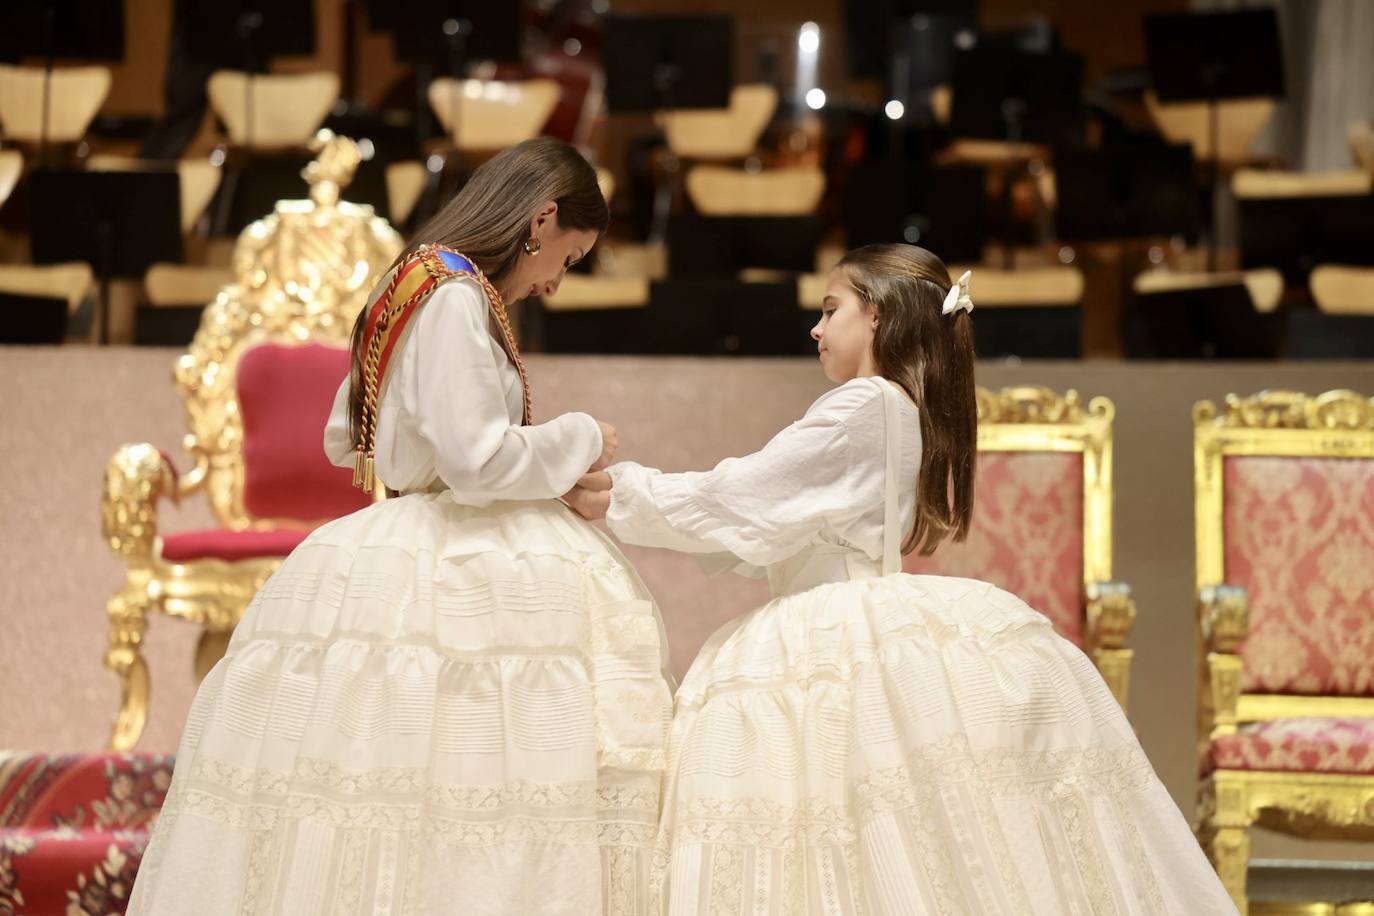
942,270,974,316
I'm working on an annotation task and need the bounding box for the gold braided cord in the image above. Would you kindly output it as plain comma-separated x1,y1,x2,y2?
353,245,532,491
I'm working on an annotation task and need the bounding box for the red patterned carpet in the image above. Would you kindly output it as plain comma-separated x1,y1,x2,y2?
0,753,172,915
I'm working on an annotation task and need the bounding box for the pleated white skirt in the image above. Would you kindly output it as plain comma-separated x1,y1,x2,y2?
129,494,673,916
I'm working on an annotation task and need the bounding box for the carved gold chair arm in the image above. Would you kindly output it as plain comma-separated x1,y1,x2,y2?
101,443,182,563
174,434,210,501
1200,585,1250,738
1085,581,1136,650
1085,581,1136,710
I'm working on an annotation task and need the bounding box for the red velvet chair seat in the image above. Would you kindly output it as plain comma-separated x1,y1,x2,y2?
159,527,312,563
1211,717,1374,776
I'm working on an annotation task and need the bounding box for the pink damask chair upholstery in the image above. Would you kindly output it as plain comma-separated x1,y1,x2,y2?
1193,390,1374,913
100,133,400,751
905,387,1136,709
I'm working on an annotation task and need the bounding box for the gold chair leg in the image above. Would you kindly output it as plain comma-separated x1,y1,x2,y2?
105,579,152,751
1206,826,1250,915
1199,777,1253,915
1092,646,1133,711
194,628,232,683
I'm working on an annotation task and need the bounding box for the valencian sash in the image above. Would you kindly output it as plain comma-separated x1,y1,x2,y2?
352,244,530,490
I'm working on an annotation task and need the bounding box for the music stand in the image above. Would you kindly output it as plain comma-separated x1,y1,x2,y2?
1285,309,1374,359
377,1,521,151
668,216,823,278
722,279,806,356
213,151,392,238
531,278,804,356
844,161,988,265
948,45,1081,264
642,279,729,355
1144,9,1284,271
948,46,1083,146
1054,138,1199,243
974,306,1081,359
1125,280,1280,360
525,299,647,355
1238,192,1374,288
0,290,74,344
887,7,979,127
0,0,125,166
29,170,182,345
188,0,316,148
844,0,977,80
602,15,734,113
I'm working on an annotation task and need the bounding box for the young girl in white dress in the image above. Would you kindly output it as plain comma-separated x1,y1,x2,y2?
129,139,672,916
572,244,1235,914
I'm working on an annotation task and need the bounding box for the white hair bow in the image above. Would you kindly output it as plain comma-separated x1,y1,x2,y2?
942,270,974,316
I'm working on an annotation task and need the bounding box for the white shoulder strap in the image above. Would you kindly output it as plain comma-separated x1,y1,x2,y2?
874,377,903,576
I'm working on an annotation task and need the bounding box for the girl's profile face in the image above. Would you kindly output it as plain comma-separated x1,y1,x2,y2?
811,270,877,384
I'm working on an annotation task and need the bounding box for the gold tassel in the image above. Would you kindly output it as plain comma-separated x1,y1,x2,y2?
353,449,368,490
361,455,375,492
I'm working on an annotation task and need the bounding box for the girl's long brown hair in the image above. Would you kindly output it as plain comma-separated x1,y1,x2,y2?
835,243,977,556
346,137,608,445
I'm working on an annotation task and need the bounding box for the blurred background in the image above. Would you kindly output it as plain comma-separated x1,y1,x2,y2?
0,0,1369,355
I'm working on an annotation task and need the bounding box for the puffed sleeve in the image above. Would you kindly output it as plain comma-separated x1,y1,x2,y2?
605,382,884,567
408,279,603,503
323,375,355,468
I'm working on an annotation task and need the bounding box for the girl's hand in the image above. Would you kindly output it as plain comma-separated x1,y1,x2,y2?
577,470,612,492
590,421,618,471
563,484,610,520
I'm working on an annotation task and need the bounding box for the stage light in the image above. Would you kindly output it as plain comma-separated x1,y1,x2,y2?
798,22,820,54
885,99,905,120
806,88,826,110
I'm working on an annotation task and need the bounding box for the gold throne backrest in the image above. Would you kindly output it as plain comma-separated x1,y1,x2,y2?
1196,391,1374,708
173,133,404,529
906,387,1115,646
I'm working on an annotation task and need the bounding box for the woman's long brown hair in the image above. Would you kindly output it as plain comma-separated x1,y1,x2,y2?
346,137,608,445
835,243,977,556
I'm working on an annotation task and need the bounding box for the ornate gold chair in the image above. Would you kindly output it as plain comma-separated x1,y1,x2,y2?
1194,390,1374,914
100,133,402,751
905,387,1135,709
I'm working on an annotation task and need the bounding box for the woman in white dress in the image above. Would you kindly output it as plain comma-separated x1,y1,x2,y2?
129,138,672,916
571,244,1236,914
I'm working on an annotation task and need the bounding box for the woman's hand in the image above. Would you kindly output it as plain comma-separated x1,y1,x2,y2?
563,484,610,520
589,421,618,472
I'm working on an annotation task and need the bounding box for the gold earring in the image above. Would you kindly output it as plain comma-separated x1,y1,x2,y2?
523,237,541,255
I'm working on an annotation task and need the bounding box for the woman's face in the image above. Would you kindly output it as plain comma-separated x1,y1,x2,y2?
501,201,599,303
811,270,878,383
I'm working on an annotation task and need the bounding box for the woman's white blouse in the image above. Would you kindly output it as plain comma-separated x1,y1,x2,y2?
324,277,603,505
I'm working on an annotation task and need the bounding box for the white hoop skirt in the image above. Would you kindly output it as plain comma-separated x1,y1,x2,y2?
129,493,673,916
656,574,1236,915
